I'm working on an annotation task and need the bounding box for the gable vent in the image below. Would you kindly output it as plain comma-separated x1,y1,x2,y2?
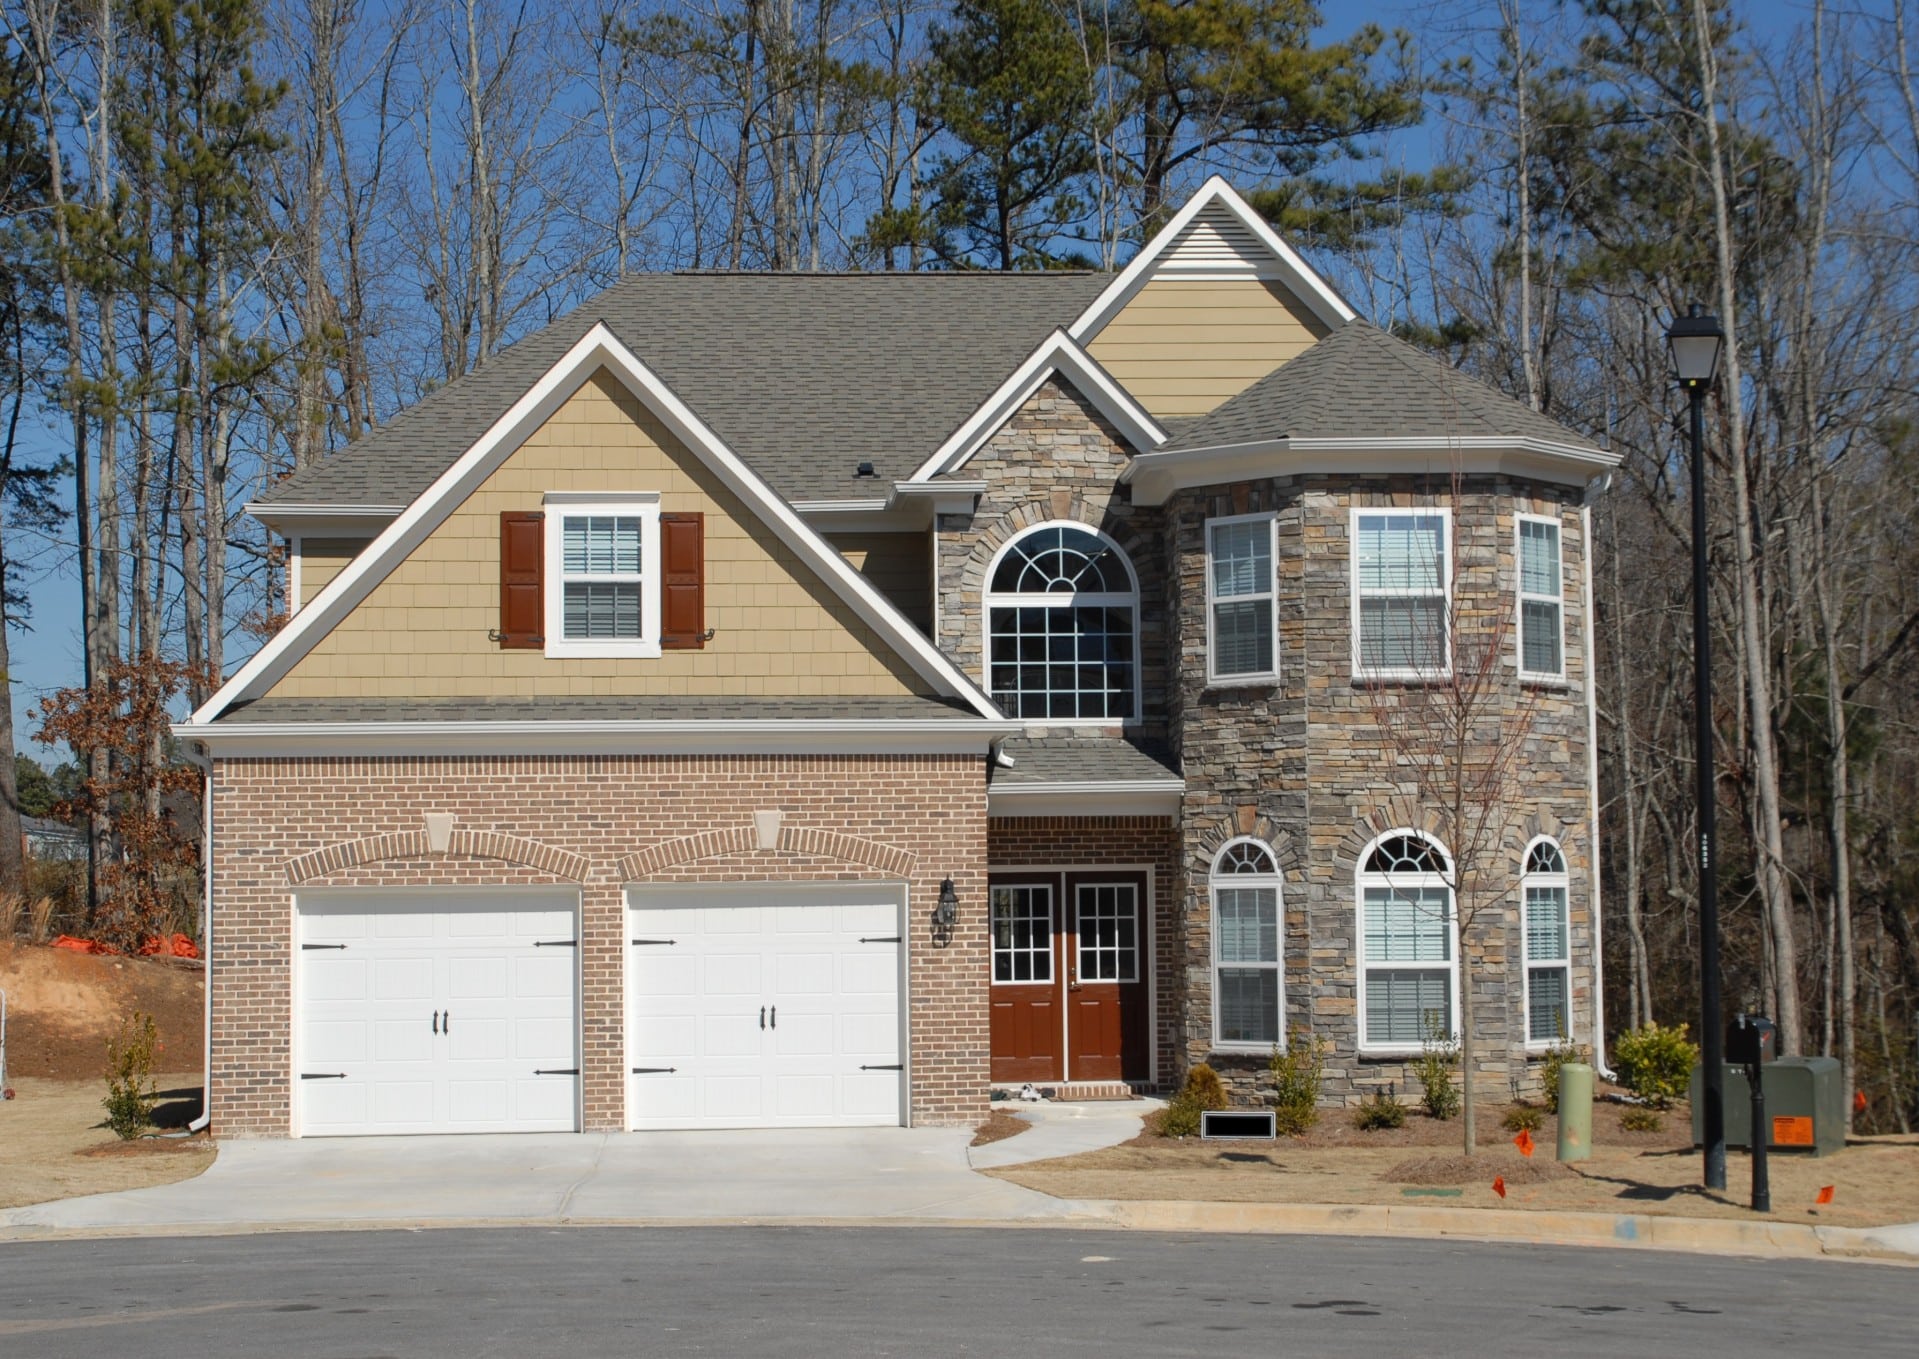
1159,204,1280,280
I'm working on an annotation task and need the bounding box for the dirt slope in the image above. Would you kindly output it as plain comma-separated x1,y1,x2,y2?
0,941,204,1082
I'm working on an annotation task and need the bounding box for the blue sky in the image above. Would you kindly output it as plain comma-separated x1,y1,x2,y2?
3,0,1823,762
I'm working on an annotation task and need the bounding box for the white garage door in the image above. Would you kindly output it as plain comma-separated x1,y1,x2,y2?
627,885,905,1130
298,893,580,1136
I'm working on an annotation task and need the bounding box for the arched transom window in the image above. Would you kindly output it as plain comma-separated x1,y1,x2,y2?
1356,831,1456,1049
1522,838,1571,1045
986,523,1138,721
1212,839,1283,1049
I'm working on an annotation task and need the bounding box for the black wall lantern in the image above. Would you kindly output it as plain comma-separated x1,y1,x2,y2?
935,877,959,930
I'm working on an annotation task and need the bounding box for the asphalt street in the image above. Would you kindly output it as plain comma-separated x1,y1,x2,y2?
0,1227,1910,1357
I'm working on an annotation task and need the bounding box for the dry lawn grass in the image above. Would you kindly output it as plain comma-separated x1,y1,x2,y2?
986,1101,1919,1229
0,1075,214,1210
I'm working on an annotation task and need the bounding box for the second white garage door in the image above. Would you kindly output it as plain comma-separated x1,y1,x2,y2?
626,884,905,1130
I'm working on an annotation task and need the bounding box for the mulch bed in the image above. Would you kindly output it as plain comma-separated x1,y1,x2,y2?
971,1109,1034,1147
1138,1096,1687,1153
76,1131,213,1159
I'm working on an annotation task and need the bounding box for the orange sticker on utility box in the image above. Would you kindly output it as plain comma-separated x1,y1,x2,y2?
1772,1116,1815,1146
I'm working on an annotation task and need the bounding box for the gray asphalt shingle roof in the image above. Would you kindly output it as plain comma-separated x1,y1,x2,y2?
1160,322,1605,454
989,735,1181,787
259,272,1114,511
217,695,981,724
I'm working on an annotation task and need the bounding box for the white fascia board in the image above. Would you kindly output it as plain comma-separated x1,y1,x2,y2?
903,330,1166,483
1067,176,1357,343
987,780,1183,818
175,717,1022,759
1123,436,1622,506
249,504,404,538
192,322,1006,724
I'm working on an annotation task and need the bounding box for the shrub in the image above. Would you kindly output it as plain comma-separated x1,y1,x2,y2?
1269,1030,1328,1136
1539,1037,1588,1115
1612,1021,1700,1111
1178,1063,1229,1111
1352,1089,1407,1131
1158,1096,1202,1138
1411,1012,1461,1120
1501,1104,1545,1133
1620,1106,1665,1133
103,1012,159,1141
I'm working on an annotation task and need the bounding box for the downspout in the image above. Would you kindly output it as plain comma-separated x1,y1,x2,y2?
183,742,212,1133
1582,493,1613,1078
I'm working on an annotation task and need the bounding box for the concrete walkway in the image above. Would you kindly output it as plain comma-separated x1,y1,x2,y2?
968,1096,1155,1170
0,1104,1146,1237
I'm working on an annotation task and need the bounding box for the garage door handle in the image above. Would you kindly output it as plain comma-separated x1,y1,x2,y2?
770,1006,776,1029
759,1005,765,1030
534,1068,579,1076
432,1011,439,1034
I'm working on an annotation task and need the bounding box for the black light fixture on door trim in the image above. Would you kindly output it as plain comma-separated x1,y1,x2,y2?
935,877,959,930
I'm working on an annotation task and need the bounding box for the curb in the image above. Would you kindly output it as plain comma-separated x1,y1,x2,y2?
1098,1199,1919,1263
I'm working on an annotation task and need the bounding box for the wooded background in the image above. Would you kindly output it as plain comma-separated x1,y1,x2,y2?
2,0,1916,1131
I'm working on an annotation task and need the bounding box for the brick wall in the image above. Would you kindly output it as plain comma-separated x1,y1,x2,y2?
209,752,988,1136
987,816,1181,1087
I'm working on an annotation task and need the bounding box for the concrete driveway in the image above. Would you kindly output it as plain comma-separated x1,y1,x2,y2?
0,1101,1147,1236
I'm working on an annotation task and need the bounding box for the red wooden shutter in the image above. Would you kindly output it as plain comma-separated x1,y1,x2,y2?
659,512,705,649
498,510,544,648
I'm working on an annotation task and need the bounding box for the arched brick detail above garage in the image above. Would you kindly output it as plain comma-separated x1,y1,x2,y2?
619,823,917,881
284,827,588,884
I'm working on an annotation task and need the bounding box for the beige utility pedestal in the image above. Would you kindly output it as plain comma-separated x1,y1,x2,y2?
1556,1063,1594,1163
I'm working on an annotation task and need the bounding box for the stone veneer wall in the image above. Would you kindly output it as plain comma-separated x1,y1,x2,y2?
209,753,988,1136
934,376,1167,742
1165,475,1597,1106
987,816,1182,1087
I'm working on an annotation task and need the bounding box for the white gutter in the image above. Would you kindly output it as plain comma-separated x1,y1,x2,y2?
179,741,213,1134
172,717,1024,759
1582,496,1614,1079
987,779,1184,819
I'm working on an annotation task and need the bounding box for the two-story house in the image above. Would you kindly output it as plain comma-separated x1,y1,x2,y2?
175,179,1616,1137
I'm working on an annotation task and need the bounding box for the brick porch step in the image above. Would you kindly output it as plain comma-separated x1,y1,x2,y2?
992,1081,1142,1102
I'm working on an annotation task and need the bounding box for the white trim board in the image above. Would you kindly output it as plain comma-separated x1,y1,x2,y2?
905,329,1166,483
1067,176,1357,343
190,323,1006,726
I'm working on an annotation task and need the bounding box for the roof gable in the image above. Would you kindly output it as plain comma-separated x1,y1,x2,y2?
190,324,1006,725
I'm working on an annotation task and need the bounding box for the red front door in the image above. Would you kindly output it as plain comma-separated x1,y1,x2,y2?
989,872,1147,1084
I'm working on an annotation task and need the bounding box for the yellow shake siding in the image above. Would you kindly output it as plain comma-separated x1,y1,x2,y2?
296,538,370,609
1086,277,1330,420
828,532,932,635
265,369,931,700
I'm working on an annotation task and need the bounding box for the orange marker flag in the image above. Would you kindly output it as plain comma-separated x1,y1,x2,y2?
1492,1175,1508,1199
1854,1089,1868,1115
1513,1128,1536,1158
1816,1186,1836,1206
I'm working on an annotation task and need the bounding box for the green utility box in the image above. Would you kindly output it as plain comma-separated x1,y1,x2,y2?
1689,1056,1845,1157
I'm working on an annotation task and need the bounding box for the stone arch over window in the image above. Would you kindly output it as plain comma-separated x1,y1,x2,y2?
1355,828,1457,1051
1520,836,1571,1045
1210,837,1283,1051
983,521,1139,722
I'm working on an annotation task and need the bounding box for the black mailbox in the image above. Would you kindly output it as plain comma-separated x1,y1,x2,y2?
1727,1013,1776,1068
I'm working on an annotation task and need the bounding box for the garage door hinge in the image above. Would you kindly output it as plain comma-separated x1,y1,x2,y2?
534,939,578,947
301,1072,347,1080
860,1064,904,1071
860,935,901,944
534,1068,579,1076
629,938,676,946
301,943,348,951
631,1066,678,1074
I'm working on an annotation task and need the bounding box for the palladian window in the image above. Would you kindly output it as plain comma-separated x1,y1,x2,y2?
1357,831,1457,1049
1522,839,1572,1044
1211,839,1283,1049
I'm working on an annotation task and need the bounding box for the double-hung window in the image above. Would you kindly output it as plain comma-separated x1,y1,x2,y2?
1353,510,1449,677
544,493,662,658
1207,514,1278,683
1357,833,1456,1049
1522,839,1572,1045
1517,515,1564,680
1211,839,1283,1049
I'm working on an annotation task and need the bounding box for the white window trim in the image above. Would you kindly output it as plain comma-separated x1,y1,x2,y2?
1209,836,1285,1053
1354,828,1460,1055
1205,512,1280,686
983,519,1143,726
1073,879,1142,984
543,491,662,660
1520,836,1572,1050
287,534,303,618
1515,512,1567,684
1350,507,1453,682
989,880,1056,988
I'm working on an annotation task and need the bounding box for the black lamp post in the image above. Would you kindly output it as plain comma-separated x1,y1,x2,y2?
1668,302,1727,1191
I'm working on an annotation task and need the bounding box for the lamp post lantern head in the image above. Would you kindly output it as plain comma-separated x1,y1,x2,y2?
1667,303,1725,388
935,877,959,930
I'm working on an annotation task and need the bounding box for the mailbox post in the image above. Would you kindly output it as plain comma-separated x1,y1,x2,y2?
1728,1014,1775,1213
